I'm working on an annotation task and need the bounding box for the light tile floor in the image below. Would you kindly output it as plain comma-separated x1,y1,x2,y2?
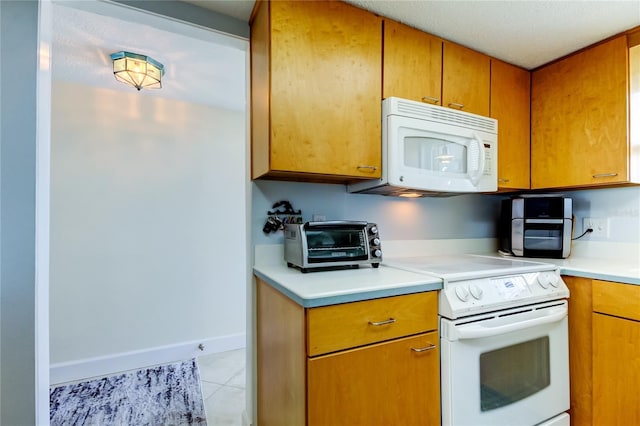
198,348,246,426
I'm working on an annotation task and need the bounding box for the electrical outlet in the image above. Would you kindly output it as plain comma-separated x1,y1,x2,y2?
312,214,326,222
583,217,609,238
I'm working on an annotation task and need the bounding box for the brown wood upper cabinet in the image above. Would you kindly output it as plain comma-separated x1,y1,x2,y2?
383,20,490,116
531,35,635,189
382,20,443,105
250,0,382,182
490,59,531,190
442,42,491,116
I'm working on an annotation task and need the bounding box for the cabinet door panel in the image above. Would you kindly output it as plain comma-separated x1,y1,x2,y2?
564,276,593,426
442,42,490,116
491,60,531,189
383,20,442,104
531,36,628,188
308,332,440,426
269,1,382,177
592,313,640,425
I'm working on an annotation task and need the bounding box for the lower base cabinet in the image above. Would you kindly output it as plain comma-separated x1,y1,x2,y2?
566,277,640,426
591,280,640,425
307,332,440,426
256,277,440,426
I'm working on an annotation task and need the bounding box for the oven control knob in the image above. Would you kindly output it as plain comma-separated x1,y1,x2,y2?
469,284,483,300
372,249,382,258
537,272,557,289
369,226,378,235
372,238,381,246
455,286,469,302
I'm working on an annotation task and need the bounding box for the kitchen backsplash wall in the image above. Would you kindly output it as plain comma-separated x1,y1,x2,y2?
565,186,640,243
252,181,640,246
253,180,503,245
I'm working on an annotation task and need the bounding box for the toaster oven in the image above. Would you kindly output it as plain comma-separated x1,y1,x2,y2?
284,221,382,273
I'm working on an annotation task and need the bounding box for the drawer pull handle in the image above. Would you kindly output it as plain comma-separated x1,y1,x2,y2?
421,96,440,105
357,165,379,172
411,344,437,353
368,318,396,326
498,178,510,183
592,172,618,178
448,102,464,109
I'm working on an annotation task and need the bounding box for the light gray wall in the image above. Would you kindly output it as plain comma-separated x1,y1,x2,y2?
567,186,640,243
252,181,640,245
252,180,503,245
49,80,247,365
0,1,38,424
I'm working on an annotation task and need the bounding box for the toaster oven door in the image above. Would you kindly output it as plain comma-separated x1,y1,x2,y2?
305,226,368,263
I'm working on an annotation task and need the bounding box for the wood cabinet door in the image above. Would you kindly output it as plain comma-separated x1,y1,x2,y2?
442,41,490,116
563,276,593,426
307,332,440,426
268,1,382,178
592,313,640,425
531,36,628,189
490,59,531,190
383,20,442,104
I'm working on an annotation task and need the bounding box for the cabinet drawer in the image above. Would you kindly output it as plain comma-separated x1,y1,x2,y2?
592,280,640,321
307,291,438,356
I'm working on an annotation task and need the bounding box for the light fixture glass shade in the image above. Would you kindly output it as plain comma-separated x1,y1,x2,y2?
110,51,165,91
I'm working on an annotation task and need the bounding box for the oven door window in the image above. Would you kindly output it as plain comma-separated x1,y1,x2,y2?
480,336,550,412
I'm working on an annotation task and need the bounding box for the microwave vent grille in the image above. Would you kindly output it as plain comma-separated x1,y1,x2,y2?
394,99,497,134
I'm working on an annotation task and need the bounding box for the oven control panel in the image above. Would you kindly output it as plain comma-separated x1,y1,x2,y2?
439,269,569,319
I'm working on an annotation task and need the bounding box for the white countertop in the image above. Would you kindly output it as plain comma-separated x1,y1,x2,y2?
518,256,640,285
505,241,640,285
253,240,640,308
253,263,442,308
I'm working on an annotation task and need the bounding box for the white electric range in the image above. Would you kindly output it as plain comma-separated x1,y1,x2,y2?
383,253,571,426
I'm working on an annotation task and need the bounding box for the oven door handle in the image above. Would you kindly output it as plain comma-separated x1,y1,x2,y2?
454,305,567,340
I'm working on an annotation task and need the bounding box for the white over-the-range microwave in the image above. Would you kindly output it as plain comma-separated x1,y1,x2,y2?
349,97,498,197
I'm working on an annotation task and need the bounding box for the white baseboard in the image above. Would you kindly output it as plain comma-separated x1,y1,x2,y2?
242,410,252,426
50,333,246,386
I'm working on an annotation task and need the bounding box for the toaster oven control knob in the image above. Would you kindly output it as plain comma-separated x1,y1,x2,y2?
372,249,382,258
469,284,483,300
369,226,378,235
372,238,381,246
455,286,469,302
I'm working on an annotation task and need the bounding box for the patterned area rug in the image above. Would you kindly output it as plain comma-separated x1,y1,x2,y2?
50,359,207,425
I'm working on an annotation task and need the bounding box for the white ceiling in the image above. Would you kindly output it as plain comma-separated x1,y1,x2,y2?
187,0,640,70
52,1,247,111
52,1,639,112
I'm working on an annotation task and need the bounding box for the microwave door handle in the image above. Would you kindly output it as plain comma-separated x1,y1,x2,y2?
469,133,485,186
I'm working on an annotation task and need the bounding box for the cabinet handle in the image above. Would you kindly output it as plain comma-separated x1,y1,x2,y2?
592,172,618,178
411,343,437,353
421,96,440,105
368,318,396,326
448,102,464,109
357,165,378,172
498,178,510,183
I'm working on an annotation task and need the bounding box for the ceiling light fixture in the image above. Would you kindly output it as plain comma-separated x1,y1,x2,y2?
110,51,165,91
